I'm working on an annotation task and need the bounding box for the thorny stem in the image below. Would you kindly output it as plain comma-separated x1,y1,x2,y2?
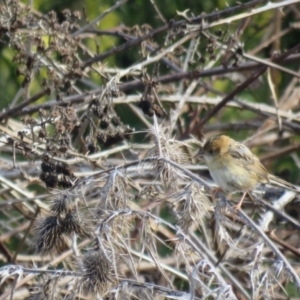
1,0,300,298
198,42,300,128
2,54,300,120
82,0,268,67
72,0,128,37
71,156,211,192
238,209,300,289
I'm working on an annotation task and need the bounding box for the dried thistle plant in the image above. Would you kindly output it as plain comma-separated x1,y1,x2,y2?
28,277,61,300
62,208,91,238
50,193,74,215
77,246,117,296
169,182,212,233
33,215,70,254
1,0,300,299
147,118,190,189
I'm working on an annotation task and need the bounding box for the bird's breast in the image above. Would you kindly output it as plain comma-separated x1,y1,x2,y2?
207,157,259,193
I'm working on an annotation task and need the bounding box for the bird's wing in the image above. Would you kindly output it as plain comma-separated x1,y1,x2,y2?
228,141,269,183
269,174,299,191
228,142,256,163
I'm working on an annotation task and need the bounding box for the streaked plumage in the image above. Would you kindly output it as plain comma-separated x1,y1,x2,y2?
199,135,297,208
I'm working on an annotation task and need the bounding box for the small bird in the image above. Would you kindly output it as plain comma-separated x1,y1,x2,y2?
198,135,298,210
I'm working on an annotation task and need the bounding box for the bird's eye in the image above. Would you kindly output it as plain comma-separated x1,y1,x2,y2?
209,150,213,154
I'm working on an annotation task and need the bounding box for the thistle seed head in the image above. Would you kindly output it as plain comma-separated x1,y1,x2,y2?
34,215,70,254
78,249,116,295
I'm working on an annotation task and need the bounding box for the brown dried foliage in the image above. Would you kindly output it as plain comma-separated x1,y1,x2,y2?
0,0,300,300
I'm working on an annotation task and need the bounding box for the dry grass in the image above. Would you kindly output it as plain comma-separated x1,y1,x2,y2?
0,0,300,299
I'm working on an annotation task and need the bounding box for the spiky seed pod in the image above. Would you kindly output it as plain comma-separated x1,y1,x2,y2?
147,125,189,189
42,154,50,162
100,119,109,129
56,162,73,177
105,131,124,147
96,130,106,145
86,142,97,154
41,161,56,173
34,215,69,254
38,129,47,139
62,209,91,238
58,179,73,189
78,249,116,295
170,182,212,233
40,173,58,189
50,194,73,214
111,116,121,126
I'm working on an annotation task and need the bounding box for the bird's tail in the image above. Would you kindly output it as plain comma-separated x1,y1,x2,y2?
269,174,299,192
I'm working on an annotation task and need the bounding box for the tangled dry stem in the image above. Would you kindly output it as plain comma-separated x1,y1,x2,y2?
0,0,300,299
